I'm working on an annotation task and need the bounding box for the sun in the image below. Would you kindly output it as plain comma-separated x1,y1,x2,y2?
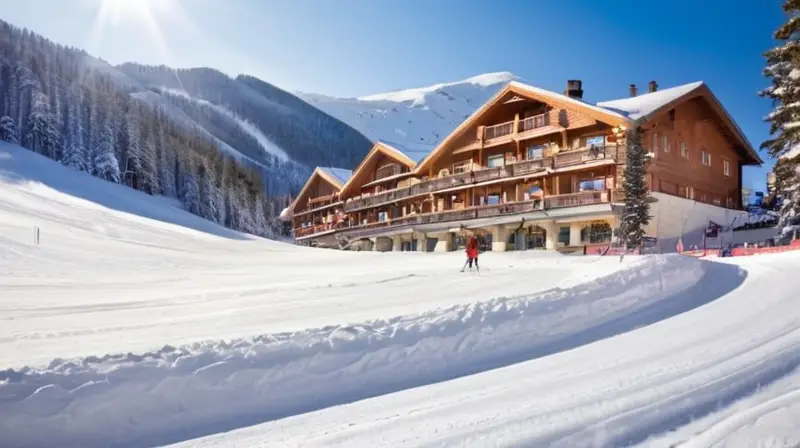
89,0,181,64
99,0,161,27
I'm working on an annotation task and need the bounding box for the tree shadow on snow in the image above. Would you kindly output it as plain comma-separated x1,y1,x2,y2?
0,145,249,240
123,258,753,448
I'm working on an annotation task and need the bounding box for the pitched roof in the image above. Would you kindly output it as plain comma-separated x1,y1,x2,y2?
598,81,761,164
317,166,353,186
509,81,630,123
413,81,631,175
379,140,435,164
596,81,705,121
285,166,351,217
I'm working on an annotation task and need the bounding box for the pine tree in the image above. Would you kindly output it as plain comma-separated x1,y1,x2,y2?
23,90,52,155
60,87,89,172
621,127,651,248
92,115,121,183
0,115,19,144
761,0,800,235
139,132,159,194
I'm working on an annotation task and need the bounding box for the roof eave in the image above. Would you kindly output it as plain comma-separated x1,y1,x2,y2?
629,84,762,165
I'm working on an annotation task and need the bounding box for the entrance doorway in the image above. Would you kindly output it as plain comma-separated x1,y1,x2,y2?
526,225,547,250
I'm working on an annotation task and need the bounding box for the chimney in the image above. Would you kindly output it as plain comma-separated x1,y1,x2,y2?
564,80,583,99
648,80,658,93
629,84,638,97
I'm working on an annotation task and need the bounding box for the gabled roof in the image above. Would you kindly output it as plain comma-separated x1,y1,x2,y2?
318,166,353,186
413,81,632,175
286,166,352,217
596,81,705,121
380,140,434,164
598,81,761,164
339,141,422,196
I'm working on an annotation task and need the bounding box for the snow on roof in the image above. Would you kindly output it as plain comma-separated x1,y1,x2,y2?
318,167,353,186
508,81,629,122
379,140,435,164
279,206,292,222
596,81,705,121
358,72,519,104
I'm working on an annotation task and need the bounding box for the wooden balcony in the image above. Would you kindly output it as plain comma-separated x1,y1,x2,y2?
554,146,619,169
294,199,343,217
544,190,610,208
294,223,337,238
306,188,617,241
339,146,622,214
519,113,549,132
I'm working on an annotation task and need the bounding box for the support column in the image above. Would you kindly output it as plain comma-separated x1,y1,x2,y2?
539,220,558,250
491,225,508,252
431,232,451,252
392,236,403,252
569,222,583,247
416,233,427,252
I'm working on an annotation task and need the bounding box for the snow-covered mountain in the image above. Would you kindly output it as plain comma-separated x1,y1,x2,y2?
298,72,519,152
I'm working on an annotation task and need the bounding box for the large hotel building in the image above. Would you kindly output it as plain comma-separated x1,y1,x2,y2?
282,79,761,253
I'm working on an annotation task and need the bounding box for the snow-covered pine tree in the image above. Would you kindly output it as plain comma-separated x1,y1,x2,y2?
60,87,89,172
0,115,19,144
92,115,121,183
760,0,800,235
123,112,142,188
621,126,651,248
139,132,160,195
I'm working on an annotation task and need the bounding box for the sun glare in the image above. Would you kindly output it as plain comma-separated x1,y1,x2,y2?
89,0,181,65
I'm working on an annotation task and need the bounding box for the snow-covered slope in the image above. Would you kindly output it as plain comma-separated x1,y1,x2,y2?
2,141,800,448
298,72,519,153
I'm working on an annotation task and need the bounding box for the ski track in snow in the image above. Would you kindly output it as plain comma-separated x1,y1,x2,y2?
2,142,800,447
160,88,290,162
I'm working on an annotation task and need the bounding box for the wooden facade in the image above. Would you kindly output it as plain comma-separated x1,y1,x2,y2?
290,79,761,251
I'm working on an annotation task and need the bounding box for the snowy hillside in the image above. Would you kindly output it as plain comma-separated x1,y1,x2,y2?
298,72,519,152
2,138,800,447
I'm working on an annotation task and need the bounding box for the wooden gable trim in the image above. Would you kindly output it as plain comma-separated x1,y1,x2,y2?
413,83,632,175
339,142,415,197
634,84,761,165
290,168,343,214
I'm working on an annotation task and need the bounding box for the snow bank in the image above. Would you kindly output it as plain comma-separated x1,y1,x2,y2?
0,255,713,448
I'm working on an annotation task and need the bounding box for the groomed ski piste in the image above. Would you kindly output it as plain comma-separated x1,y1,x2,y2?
1,141,799,448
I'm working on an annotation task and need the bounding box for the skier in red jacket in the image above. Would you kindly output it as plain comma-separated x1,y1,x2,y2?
461,235,480,272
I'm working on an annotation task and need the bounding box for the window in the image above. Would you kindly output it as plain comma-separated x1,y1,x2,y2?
662,135,670,152
487,154,505,168
685,187,695,200
578,178,606,191
558,226,571,246
527,144,545,160
586,136,605,147
653,132,659,151
724,160,731,176
581,221,612,244
453,160,471,174
701,150,711,166
680,142,688,158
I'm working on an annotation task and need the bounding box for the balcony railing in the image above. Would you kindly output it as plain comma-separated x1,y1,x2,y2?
484,121,514,140
519,113,549,132
297,188,616,239
554,146,618,169
544,190,609,208
338,146,621,214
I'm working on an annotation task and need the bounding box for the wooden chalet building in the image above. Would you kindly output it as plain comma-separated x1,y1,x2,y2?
284,79,762,253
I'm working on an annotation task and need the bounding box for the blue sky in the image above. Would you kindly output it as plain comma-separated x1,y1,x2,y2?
0,0,785,194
